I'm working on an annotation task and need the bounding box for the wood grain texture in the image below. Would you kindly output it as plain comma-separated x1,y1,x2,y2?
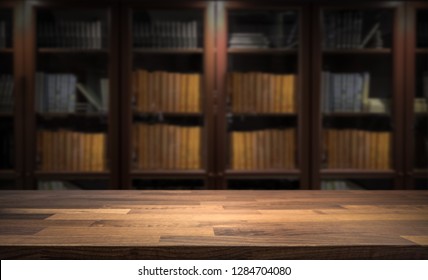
0,190,427,259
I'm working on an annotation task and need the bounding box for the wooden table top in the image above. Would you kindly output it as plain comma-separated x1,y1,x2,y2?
0,190,428,259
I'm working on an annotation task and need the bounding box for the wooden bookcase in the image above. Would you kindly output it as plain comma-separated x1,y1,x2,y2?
215,1,310,189
404,1,428,190
311,2,407,190
0,0,24,190
0,0,426,190
120,1,215,190
23,0,120,189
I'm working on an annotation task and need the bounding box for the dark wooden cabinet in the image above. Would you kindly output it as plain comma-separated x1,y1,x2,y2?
0,0,426,190
22,0,120,189
404,1,428,190
0,0,24,190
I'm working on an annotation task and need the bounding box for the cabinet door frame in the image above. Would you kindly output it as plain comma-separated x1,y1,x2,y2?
23,0,120,189
215,1,311,189
311,2,406,190
404,1,428,189
0,0,25,189
120,0,216,189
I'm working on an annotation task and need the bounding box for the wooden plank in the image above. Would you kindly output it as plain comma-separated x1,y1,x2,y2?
0,191,427,259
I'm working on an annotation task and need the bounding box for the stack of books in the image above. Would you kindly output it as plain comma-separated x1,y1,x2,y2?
35,72,109,113
231,128,296,170
321,180,364,190
133,69,200,113
133,20,198,48
324,128,391,170
229,33,270,48
0,75,14,112
133,123,201,170
37,20,103,49
38,181,80,190
227,72,296,113
37,129,107,171
323,11,383,49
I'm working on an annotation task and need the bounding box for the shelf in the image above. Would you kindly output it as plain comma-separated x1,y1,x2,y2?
37,48,109,54
34,171,109,179
225,169,300,177
323,48,392,54
131,170,206,177
320,169,395,178
37,113,108,119
133,48,203,54
0,48,13,53
229,112,297,117
228,48,297,54
414,112,428,117
0,112,13,118
0,170,16,178
323,112,390,118
413,170,428,177
133,111,202,118
416,48,428,54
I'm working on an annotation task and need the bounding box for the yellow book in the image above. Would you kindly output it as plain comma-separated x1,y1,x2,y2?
193,127,201,169
291,128,296,169
264,75,270,113
284,129,289,169
290,75,296,113
231,132,236,169
230,72,240,113
240,73,247,112
63,130,70,171
281,75,288,113
195,74,201,113
166,72,172,112
178,74,186,112
249,72,256,113
385,132,391,169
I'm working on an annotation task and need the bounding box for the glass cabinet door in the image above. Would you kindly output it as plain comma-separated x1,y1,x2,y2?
315,5,402,190
26,4,117,189
406,5,428,189
0,3,23,189
123,2,211,189
218,3,307,189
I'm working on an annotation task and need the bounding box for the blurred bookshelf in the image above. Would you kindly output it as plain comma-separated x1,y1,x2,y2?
1,1,427,190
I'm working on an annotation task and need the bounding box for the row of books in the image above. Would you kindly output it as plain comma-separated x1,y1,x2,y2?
0,20,11,48
38,181,80,190
133,69,200,113
323,11,383,49
227,72,296,113
415,98,428,113
133,20,198,48
321,71,370,113
0,132,13,169
35,72,109,113
321,180,363,190
37,129,107,171
37,20,104,49
229,33,270,49
133,123,201,170
0,75,14,112
231,128,296,170
324,129,391,170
